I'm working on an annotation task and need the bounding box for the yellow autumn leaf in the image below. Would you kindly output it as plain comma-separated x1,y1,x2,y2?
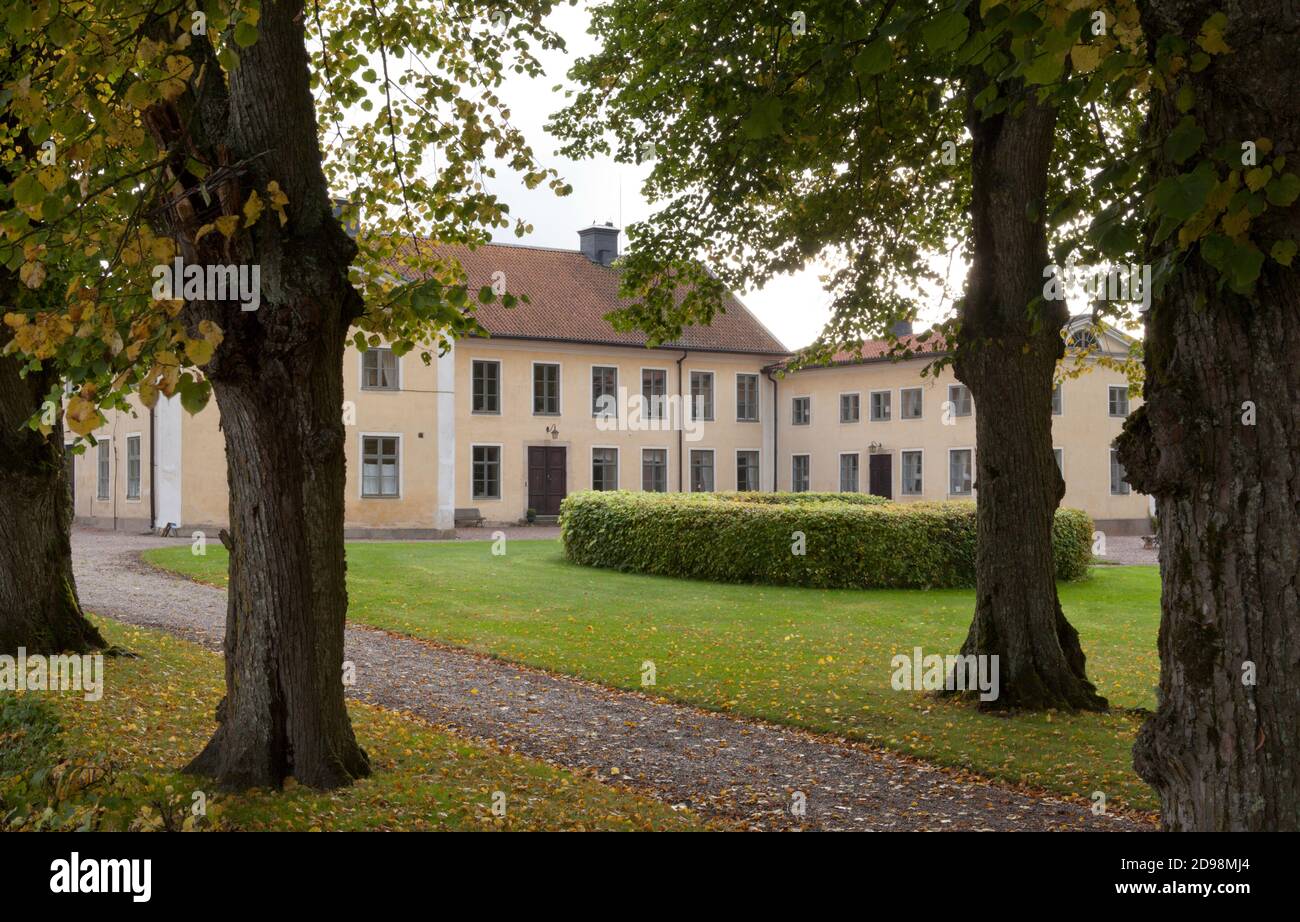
1245,167,1272,192
198,318,225,346
151,236,176,263
243,190,264,227
1070,43,1102,74
64,396,101,437
214,214,240,238
185,336,215,365
266,180,289,225
1196,15,1231,55
1221,208,1250,237
19,260,45,289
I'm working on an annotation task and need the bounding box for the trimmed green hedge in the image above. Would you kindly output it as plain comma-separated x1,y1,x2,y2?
560,491,1094,589
715,491,889,506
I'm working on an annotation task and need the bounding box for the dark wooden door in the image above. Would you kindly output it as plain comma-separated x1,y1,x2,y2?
527,446,567,515
868,453,892,499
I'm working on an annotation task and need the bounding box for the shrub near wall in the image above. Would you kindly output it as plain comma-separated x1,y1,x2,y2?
560,491,1094,590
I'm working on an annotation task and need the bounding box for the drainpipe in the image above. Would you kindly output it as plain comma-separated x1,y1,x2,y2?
676,350,688,491
764,365,779,491
149,401,156,531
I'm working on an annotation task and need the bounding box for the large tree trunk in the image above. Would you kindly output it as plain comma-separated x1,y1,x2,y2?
187,301,368,791
0,297,105,656
1117,0,1300,830
950,77,1107,712
145,1,369,789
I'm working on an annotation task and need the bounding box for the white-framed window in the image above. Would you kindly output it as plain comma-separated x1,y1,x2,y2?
592,446,619,490
533,362,561,415
870,390,891,421
736,450,760,491
900,387,923,420
839,452,860,492
471,359,500,414
736,373,760,422
1110,448,1131,495
791,454,811,492
96,439,110,500
791,396,811,426
1108,385,1130,418
1054,447,1064,478
592,365,618,418
642,367,668,421
126,434,141,500
901,450,923,495
689,449,715,492
472,444,502,500
840,392,860,423
1051,382,1063,416
689,370,715,421
361,347,400,391
642,448,668,492
361,434,401,497
948,448,973,496
947,384,972,417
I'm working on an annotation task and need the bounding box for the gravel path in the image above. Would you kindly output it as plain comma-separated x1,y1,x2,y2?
72,527,1151,832
1097,536,1159,566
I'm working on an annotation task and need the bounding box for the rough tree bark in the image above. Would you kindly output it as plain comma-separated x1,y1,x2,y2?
144,2,369,789
949,73,1107,712
0,322,106,656
1117,0,1300,830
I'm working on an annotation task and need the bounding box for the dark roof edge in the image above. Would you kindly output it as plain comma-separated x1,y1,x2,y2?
467,332,793,358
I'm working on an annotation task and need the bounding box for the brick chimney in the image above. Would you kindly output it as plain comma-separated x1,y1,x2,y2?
578,223,620,267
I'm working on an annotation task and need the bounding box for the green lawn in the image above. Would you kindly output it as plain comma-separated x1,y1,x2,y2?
0,618,707,831
146,540,1161,813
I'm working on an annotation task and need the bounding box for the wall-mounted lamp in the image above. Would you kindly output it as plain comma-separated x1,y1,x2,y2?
546,425,560,440
869,441,883,454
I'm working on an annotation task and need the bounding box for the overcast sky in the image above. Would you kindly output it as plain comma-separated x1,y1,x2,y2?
451,3,1146,353
478,1,953,352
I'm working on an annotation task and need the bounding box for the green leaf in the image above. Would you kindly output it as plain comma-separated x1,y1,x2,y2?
740,96,783,139
1023,48,1067,85
234,21,260,49
1163,117,1206,165
1270,240,1297,266
1153,166,1215,222
1265,173,1300,207
11,172,44,207
1201,234,1263,290
177,376,211,415
854,37,893,77
921,12,969,53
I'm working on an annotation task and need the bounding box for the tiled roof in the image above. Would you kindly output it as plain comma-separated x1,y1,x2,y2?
399,241,790,356
786,331,952,369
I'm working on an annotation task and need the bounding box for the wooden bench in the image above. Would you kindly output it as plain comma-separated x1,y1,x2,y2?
455,507,484,527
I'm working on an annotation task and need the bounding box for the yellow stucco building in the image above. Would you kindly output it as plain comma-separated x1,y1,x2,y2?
71,225,1151,537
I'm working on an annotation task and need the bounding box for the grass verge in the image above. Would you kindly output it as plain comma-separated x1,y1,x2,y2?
147,539,1160,812
0,617,706,831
